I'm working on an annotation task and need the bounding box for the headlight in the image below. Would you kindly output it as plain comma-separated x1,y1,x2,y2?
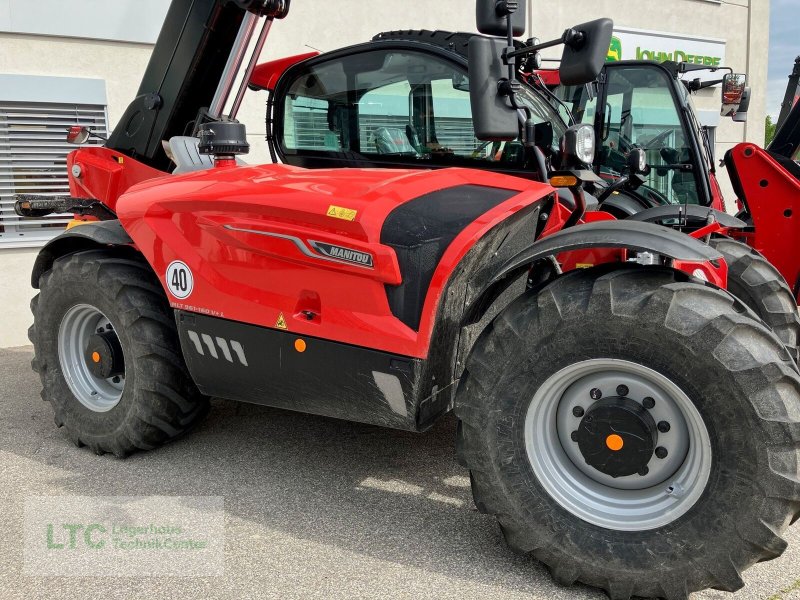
560,124,595,167
626,148,648,174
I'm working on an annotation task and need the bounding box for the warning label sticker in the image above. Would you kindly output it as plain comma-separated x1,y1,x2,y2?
275,313,288,330
326,205,358,221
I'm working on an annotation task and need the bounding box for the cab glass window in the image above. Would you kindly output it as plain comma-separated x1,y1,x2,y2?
599,66,702,205
279,48,565,171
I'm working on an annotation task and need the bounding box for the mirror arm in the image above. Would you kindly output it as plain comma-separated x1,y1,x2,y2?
505,28,585,62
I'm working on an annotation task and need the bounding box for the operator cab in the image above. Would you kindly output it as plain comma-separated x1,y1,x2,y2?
260,32,568,182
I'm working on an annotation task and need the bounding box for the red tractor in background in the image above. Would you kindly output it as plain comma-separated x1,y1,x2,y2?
13,1,800,599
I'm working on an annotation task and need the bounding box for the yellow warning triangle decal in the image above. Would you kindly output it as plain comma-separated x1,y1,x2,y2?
327,206,338,217
275,312,288,330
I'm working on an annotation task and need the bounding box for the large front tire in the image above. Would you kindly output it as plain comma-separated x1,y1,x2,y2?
29,250,209,457
456,266,800,599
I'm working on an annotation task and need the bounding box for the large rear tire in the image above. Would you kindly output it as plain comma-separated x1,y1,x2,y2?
710,236,800,361
456,266,800,600
29,250,209,457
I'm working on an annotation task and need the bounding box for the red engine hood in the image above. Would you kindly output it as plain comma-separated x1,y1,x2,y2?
118,163,551,245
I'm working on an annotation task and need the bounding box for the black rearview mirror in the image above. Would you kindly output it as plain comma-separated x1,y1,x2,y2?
476,0,527,37
559,18,614,86
721,73,747,117
732,88,751,123
468,37,519,141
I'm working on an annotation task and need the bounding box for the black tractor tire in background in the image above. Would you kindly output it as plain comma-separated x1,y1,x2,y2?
709,236,800,361
455,266,800,600
29,250,209,457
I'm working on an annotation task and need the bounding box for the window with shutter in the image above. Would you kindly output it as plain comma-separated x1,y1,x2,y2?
0,101,108,248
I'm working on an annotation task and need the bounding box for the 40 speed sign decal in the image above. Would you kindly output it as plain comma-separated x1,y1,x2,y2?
166,261,194,299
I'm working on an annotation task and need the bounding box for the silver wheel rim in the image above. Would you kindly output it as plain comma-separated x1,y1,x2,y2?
57,304,125,412
524,359,712,531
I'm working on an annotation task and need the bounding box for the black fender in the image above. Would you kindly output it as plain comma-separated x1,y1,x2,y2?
599,192,647,217
31,220,135,288
468,220,724,313
628,204,746,229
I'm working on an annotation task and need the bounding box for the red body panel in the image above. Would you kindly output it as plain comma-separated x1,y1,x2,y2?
709,172,725,211
250,52,319,91
532,69,560,87
728,143,800,296
68,147,168,212
116,163,553,359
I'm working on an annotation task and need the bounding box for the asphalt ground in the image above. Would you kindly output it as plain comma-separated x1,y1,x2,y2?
1,345,798,600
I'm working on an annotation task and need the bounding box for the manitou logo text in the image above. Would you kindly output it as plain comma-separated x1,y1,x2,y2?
310,241,374,268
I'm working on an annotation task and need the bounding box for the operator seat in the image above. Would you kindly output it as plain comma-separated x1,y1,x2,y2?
372,127,417,155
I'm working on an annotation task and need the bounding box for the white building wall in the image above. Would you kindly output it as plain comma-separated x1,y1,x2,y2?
0,0,769,347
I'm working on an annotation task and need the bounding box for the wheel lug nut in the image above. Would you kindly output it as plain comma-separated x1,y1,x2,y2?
572,406,585,418
590,388,602,400
97,328,104,334
655,447,668,459
657,421,671,433
112,376,121,383
106,324,113,330
570,431,579,442
616,384,629,397
643,397,655,409
638,466,649,476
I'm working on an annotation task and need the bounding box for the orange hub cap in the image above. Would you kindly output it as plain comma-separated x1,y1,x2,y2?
605,434,624,452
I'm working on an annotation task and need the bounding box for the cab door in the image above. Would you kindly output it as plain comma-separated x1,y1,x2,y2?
594,63,711,206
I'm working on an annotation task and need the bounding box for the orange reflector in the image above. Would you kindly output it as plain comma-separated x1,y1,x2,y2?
91,351,101,363
549,175,579,187
294,339,307,353
66,219,89,230
606,434,624,452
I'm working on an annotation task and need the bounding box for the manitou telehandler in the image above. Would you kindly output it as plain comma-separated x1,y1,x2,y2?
14,2,800,599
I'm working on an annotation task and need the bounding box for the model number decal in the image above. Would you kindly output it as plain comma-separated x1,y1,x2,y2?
309,241,374,268
166,261,194,299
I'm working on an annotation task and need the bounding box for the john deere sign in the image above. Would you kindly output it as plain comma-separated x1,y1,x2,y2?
606,27,726,72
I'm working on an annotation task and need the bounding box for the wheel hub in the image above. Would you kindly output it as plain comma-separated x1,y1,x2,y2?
525,359,712,531
575,397,657,478
58,304,125,413
85,329,124,379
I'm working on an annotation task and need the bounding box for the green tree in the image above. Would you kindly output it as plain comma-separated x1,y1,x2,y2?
765,114,778,146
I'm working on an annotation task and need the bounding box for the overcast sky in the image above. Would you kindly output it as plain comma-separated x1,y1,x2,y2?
767,0,796,120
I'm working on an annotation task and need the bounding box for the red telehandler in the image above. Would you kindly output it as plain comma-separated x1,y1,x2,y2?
13,2,800,598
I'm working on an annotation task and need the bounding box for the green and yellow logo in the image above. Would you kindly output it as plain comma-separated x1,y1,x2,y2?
607,36,622,62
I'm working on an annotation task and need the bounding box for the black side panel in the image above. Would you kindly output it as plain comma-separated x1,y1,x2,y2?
417,200,546,417
380,184,518,330
176,312,426,431
106,0,246,171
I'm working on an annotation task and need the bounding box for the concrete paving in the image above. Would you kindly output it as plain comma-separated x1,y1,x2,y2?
0,345,798,600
